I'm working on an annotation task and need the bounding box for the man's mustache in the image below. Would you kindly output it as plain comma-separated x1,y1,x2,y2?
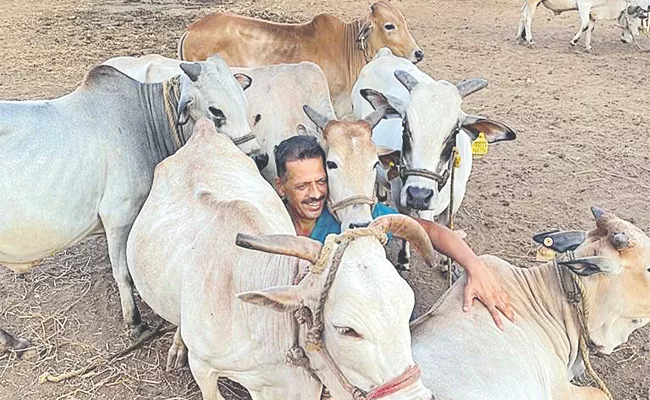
302,195,326,204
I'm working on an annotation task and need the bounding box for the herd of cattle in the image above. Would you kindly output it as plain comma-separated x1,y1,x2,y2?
1,1,650,399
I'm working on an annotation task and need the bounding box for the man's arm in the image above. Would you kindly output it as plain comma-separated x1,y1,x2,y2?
413,217,515,330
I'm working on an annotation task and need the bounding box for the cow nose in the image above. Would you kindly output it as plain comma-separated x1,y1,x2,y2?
349,222,371,229
414,49,424,63
406,186,433,210
253,153,269,171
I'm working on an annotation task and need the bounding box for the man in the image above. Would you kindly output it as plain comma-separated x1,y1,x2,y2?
273,136,514,329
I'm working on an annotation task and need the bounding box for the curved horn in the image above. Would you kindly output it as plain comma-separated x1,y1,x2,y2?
456,78,488,98
302,105,331,132
369,215,436,267
610,232,630,251
236,233,322,264
394,70,419,92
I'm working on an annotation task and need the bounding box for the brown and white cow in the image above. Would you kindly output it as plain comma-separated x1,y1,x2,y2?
178,1,422,118
411,207,650,400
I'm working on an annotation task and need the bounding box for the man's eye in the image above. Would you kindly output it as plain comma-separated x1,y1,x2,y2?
318,179,327,185
296,185,307,190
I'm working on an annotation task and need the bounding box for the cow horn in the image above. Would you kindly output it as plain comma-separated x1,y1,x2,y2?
369,215,437,267
394,70,419,92
302,105,331,132
180,62,202,82
591,206,606,220
456,78,489,98
364,107,390,129
610,232,630,250
236,233,322,264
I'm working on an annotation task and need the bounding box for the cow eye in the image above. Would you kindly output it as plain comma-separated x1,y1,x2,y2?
384,23,396,31
209,107,226,126
327,161,338,170
335,326,362,339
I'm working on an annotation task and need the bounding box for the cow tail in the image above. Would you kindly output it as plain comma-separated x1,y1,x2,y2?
177,31,188,60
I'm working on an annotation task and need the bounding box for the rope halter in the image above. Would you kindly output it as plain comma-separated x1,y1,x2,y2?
327,195,378,223
162,76,184,151
232,132,258,147
554,255,613,400
286,228,422,400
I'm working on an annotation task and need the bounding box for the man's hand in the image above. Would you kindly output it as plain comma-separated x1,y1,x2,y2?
462,261,515,330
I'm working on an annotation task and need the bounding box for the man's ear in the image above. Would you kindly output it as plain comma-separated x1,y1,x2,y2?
275,176,286,197
237,285,303,312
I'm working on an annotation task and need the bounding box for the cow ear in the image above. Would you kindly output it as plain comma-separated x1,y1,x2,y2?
360,89,405,118
532,230,587,253
233,73,252,91
559,256,619,277
462,115,517,143
236,285,304,312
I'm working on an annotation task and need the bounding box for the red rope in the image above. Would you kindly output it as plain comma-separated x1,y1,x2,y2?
363,364,421,400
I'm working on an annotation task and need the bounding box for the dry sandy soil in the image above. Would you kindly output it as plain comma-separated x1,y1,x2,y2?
1,0,649,398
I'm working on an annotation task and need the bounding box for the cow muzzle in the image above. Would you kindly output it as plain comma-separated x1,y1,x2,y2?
412,49,424,64
252,152,269,171
405,186,434,210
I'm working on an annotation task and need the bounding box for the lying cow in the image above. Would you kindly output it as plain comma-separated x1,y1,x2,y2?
353,49,516,268
0,56,261,354
412,207,650,400
517,0,650,50
178,1,422,118
126,118,435,400
105,54,398,229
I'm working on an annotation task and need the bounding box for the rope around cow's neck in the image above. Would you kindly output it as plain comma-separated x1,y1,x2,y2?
356,20,372,63
555,257,613,400
285,227,422,400
162,76,184,151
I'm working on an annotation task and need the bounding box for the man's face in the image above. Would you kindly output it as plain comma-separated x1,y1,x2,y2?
276,157,328,221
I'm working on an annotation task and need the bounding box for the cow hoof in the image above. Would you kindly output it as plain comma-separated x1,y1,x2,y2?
166,342,188,371
585,46,592,52
569,40,578,47
130,322,149,340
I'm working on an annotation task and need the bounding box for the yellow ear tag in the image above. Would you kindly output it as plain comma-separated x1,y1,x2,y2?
453,152,461,168
471,132,489,156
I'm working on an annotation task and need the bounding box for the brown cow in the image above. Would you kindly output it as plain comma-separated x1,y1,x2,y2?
178,1,422,118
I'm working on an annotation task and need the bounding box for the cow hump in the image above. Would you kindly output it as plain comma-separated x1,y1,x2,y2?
81,65,138,94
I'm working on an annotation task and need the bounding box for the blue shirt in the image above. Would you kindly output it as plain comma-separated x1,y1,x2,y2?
309,203,399,243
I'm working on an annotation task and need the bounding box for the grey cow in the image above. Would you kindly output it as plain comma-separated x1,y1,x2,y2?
0,55,263,355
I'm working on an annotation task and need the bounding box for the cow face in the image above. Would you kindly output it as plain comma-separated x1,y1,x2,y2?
363,70,515,214
235,215,437,399
562,207,650,355
362,1,423,64
177,56,268,167
302,96,399,230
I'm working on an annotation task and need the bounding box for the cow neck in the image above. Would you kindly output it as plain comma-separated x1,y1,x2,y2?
138,79,183,162
343,19,370,88
507,262,588,377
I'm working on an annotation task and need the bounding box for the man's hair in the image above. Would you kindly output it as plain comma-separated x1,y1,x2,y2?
274,135,326,180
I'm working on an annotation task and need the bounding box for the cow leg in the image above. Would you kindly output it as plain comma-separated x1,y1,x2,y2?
166,327,188,371
397,239,411,271
99,208,146,339
570,5,592,47
584,18,596,51
0,328,36,360
519,1,539,45
188,352,224,400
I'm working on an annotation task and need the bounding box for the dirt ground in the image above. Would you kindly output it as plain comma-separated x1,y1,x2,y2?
1,0,649,398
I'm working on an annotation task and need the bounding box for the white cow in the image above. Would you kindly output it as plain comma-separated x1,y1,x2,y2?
411,207,650,400
126,118,435,400
0,55,261,353
105,54,399,229
352,48,516,268
517,0,650,50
